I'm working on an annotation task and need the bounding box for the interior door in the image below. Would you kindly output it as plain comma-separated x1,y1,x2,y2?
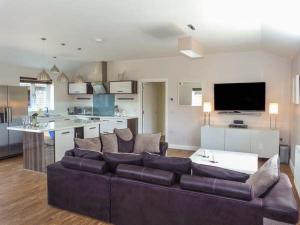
8,86,28,155
142,83,159,133
0,86,8,158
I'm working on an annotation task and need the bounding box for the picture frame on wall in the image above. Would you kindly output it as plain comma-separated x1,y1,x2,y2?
293,74,300,104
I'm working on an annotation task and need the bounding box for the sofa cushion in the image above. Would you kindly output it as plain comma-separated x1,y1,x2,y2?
73,148,103,160
61,156,108,174
133,133,161,154
246,154,280,198
180,174,253,201
114,128,134,153
142,152,191,178
74,137,101,152
103,152,143,172
192,163,249,182
101,133,118,153
116,164,175,186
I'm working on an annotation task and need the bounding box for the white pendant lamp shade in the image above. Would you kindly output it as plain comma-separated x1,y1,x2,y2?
74,74,85,83
37,69,51,81
178,36,204,58
50,64,60,74
57,72,69,82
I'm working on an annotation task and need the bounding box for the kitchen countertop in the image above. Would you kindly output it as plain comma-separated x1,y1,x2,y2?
7,120,104,133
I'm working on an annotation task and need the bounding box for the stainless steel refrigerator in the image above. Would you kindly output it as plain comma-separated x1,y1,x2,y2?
0,86,28,159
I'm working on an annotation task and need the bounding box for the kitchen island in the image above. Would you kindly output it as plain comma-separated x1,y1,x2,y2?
7,116,138,172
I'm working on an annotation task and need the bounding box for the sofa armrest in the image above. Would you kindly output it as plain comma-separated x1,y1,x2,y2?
180,175,253,201
262,173,299,224
65,149,74,156
61,156,108,174
159,142,168,156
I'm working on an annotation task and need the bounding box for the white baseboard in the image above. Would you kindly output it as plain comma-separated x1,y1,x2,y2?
169,144,199,151
289,159,295,175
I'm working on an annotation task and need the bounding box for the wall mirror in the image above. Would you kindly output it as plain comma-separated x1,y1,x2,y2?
178,82,202,106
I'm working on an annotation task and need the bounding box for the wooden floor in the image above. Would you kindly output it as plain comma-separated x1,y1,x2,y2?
0,149,299,225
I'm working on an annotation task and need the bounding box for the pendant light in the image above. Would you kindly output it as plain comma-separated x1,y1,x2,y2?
73,74,85,83
57,72,69,82
50,56,60,75
73,47,85,83
37,38,51,81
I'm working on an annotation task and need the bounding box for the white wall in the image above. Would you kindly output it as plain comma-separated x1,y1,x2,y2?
108,51,292,149
0,62,72,113
290,52,300,166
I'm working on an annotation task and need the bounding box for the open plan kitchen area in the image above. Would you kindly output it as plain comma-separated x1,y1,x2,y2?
3,62,138,172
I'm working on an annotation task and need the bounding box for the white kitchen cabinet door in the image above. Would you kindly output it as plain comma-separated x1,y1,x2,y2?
68,83,87,94
250,129,279,158
55,128,74,162
84,124,100,138
109,81,133,94
201,126,225,150
100,119,127,134
225,129,251,152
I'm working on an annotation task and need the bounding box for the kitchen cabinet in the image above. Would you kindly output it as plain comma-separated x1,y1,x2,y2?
68,83,93,95
55,128,74,162
84,124,100,138
109,81,137,94
100,119,127,133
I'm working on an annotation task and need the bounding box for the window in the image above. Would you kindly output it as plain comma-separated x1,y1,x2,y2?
20,82,54,112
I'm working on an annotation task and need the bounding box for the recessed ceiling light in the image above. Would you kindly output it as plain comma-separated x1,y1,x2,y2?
95,38,103,43
77,48,82,51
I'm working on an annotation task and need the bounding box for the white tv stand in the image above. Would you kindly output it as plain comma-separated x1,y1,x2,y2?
201,126,279,158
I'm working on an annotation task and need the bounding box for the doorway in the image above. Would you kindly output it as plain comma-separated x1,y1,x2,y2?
140,80,167,142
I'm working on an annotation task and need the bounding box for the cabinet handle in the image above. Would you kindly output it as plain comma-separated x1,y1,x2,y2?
117,121,124,123
89,127,96,130
103,132,109,134
64,118,70,121
61,131,70,135
49,120,55,123
117,91,124,93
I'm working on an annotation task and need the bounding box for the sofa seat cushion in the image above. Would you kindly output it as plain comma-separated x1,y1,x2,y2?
74,137,101,152
192,163,249,182
247,154,280,198
116,164,175,186
263,174,299,224
114,128,134,153
142,152,191,177
103,152,143,172
133,133,161,154
61,156,108,174
180,174,253,201
65,148,103,160
101,133,118,153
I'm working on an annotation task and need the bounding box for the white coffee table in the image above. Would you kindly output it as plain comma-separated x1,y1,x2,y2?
190,148,258,174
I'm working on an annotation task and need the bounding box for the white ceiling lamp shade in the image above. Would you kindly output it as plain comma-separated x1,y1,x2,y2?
57,72,69,82
73,74,85,83
37,69,51,81
178,36,204,59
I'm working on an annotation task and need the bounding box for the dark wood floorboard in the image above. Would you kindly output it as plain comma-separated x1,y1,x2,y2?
0,149,299,225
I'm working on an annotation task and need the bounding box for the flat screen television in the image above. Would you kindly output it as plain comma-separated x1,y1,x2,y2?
214,82,266,111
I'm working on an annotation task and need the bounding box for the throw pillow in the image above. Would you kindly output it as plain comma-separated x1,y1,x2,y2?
114,128,134,153
101,133,118,153
74,137,101,152
192,163,249,182
133,133,161,154
142,152,191,177
246,154,280,197
103,152,143,171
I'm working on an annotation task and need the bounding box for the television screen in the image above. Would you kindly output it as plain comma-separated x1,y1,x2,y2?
214,82,266,111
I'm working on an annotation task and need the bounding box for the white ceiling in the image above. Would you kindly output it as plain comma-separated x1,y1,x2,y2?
0,0,300,70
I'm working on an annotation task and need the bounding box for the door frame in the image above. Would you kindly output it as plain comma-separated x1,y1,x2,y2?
138,78,168,142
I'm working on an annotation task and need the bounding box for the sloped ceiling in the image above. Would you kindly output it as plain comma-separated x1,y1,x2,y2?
0,0,299,70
